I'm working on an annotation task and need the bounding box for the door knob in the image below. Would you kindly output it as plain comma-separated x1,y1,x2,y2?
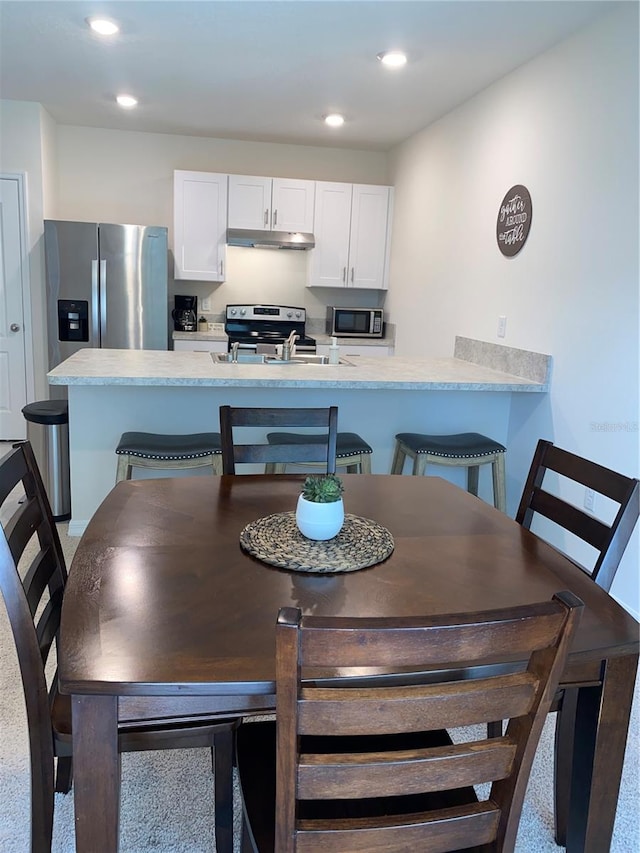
10,323,20,332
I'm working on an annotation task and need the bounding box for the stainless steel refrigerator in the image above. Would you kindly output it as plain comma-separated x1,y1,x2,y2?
44,220,169,379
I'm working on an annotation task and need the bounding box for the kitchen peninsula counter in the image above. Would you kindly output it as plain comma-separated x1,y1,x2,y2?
49,339,551,534
49,347,548,392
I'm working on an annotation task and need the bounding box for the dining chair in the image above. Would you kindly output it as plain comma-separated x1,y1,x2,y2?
0,441,237,853
497,438,640,845
235,594,582,853
219,405,338,475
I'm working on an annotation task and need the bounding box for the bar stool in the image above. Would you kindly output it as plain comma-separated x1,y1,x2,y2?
115,431,223,482
391,432,506,511
265,432,373,474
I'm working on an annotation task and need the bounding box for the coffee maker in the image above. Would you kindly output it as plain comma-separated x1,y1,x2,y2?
172,295,197,332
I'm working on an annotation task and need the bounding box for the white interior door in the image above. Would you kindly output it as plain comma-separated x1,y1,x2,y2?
0,176,29,439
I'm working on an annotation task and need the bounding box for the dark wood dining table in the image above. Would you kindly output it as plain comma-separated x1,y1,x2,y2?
59,474,639,853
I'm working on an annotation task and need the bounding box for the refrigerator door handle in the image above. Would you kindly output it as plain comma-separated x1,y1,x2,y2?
91,260,100,343
99,259,107,342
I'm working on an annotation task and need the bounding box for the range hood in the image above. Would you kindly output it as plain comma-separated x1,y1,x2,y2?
226,228,315,250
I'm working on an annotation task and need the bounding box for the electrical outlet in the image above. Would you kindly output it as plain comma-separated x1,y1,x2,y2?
201,297,211,311
497,315,507,338
584,488,596,512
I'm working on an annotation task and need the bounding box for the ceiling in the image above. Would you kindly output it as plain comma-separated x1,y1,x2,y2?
0,1,619,151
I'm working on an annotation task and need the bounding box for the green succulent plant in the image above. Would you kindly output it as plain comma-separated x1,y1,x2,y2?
301,473,344,503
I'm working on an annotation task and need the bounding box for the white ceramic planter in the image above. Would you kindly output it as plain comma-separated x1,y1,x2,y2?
295,495,344,541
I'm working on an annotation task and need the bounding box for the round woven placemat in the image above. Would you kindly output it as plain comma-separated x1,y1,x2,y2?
239,512,394,573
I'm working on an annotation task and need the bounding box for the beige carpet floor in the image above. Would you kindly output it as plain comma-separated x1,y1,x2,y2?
0,470,638,850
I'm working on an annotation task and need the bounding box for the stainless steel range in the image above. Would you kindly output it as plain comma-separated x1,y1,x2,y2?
224,304,316,353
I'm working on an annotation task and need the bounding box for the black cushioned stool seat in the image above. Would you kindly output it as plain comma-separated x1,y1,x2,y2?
391,431,506,512
115,431,223,482
265,432,372,474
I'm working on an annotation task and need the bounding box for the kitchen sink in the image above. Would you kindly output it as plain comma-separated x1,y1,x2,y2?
214,353,268,364
212,353,353,366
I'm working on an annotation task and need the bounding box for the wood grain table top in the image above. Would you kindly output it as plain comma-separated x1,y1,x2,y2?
60,475,639,697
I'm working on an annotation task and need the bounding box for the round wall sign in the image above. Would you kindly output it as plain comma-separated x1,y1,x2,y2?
496,184,532,257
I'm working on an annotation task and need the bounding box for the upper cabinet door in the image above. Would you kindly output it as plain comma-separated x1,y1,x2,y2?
308,182,353,288
228,176,315,232
349,185,392,290
227,175,272,230
272,179,315,232
308,182,393,290
173,171,228,282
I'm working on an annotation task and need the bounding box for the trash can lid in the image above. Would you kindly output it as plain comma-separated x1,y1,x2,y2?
22,399,69,425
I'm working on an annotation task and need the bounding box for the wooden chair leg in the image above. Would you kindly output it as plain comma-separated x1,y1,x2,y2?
359,454,372,474
413,453,428,477
241,817,255,853
213,728,234,853
55,754,73,794
211,455,223,475
492,452,507,512
467,464,480,496
115,454,131,483
31,748,55,853
487,721,503,738
554,689,578,847
390,442,405,474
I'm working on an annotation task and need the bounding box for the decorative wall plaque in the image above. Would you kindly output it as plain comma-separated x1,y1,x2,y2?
496,184,532,257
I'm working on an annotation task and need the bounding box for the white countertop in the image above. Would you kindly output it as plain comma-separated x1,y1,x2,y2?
48,348,548,392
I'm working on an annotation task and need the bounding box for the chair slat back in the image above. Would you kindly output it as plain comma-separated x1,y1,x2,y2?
0,442,68,779
219,406,338,474
516,439,640,590
275,594,582,853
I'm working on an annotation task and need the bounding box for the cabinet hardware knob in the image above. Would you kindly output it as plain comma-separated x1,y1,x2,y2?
10,323,20,332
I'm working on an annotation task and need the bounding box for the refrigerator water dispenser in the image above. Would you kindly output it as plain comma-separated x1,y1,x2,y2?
58,299,89,342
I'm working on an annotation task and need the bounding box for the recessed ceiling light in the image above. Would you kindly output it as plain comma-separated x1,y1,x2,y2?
87,17,119,36
116,95,138,109
377,51,407,69
324,114,345,128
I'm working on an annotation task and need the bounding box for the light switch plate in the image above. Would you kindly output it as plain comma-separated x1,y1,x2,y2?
497,316,507,338
201,297,211,311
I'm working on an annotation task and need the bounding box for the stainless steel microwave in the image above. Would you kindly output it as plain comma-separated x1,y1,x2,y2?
327,307,384,338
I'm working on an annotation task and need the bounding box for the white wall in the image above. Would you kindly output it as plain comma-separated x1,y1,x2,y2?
387,6,639,615
53,126,390,318
0,100,54,399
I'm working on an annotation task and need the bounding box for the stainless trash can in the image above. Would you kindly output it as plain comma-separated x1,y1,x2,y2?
22,400,70,521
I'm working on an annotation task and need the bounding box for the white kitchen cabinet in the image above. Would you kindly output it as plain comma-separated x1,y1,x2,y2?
173,339,228,353
173,171,228,282
309,182,393,290
317,343,392,358
228,175,315,232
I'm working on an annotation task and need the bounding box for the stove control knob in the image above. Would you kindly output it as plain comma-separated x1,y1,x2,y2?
240,308,247,316
286,311,293,318
295,311,302,319
229,308,237,316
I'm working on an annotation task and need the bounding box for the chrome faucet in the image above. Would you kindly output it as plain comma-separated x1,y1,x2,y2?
231,341,239,363
282,331,299,361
